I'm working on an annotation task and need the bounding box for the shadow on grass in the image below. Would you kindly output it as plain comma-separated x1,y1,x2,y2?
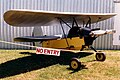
0,51,93,78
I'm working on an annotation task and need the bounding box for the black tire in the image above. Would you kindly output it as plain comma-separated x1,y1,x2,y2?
69,58,81,70
95,52,106,61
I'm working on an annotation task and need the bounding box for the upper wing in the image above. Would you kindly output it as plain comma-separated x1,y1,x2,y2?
14,36,60,42
4,9,117,27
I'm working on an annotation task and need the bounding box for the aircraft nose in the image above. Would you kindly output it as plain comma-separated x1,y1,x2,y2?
90,29,116,37
106,30,116,34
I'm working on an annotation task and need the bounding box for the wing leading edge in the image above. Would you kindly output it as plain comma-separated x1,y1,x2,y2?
4,9,117,27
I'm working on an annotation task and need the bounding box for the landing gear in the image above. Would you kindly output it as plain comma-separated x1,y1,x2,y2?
69,52,106,70
69,58,81,70
95,52,106,61
90,46,106,61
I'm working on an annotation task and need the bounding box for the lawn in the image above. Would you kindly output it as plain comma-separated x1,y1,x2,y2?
0,50,120,80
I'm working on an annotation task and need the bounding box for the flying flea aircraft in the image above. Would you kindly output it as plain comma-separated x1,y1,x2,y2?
3,9,116,70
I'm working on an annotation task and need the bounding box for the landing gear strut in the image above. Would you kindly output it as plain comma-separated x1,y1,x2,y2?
90,46,106,61
69,58,81,70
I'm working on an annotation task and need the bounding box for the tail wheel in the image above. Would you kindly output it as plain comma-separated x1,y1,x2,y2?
95,52,106,61
69,58,81,70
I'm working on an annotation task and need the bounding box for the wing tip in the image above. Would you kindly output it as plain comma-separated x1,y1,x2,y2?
4,10,17,26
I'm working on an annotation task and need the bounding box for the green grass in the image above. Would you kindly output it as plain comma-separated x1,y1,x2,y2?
0,50,120,80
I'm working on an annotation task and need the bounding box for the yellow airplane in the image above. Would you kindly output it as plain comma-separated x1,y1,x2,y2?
4,9,116,70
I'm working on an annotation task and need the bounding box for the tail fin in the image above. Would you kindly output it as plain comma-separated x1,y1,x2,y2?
33,27,43,46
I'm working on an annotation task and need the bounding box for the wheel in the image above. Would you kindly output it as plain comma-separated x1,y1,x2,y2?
69,58,81,70
95,52,106,61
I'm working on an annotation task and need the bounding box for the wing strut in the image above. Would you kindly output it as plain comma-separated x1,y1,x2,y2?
72,17,79,28
57,17,81,49
57,18,71,28
85,17,91,28
58,18,70,48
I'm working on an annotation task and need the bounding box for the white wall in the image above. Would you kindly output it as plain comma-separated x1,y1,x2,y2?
0,0,120,49
113,2,120,45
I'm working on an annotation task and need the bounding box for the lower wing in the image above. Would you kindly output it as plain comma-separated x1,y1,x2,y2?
14,36,60,42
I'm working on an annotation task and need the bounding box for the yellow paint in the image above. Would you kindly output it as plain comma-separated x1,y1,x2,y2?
42,37,85,50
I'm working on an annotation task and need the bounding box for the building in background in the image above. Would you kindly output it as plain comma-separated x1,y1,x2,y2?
0,0,120,49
